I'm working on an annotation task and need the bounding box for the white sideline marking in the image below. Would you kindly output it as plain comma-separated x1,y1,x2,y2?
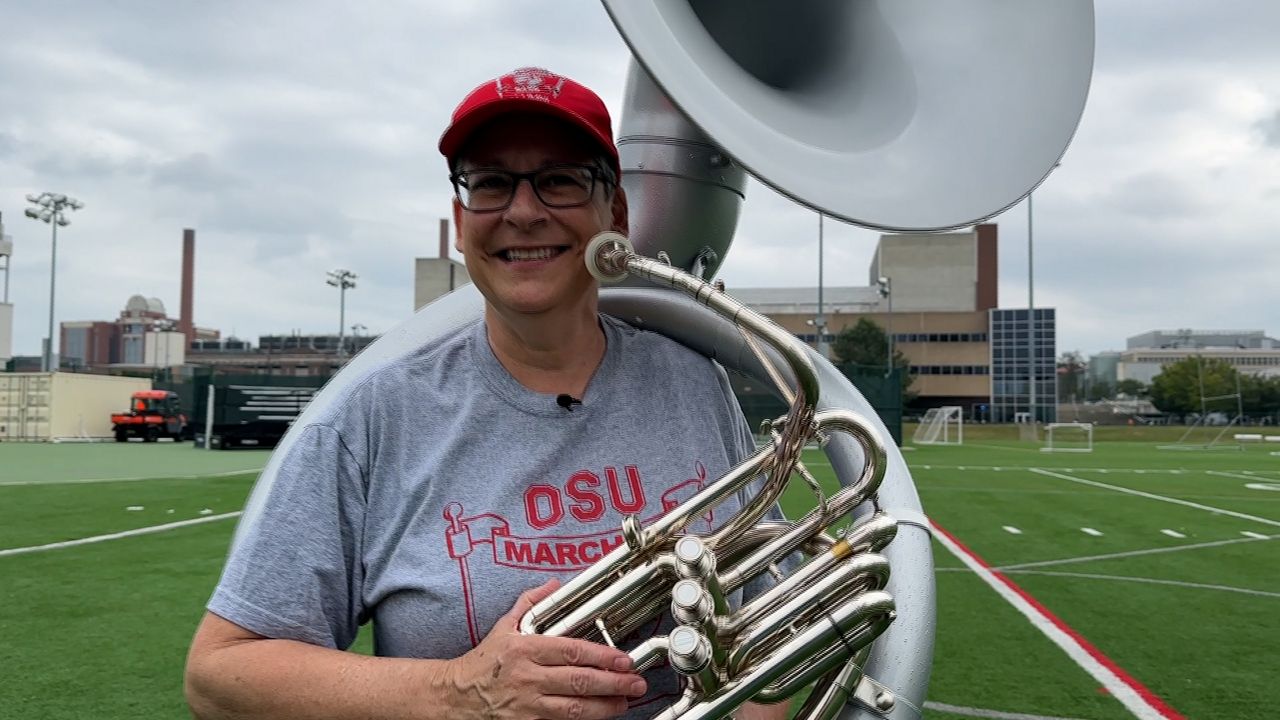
1242,531,1269,539
1160,529,1186,539
998,534,1274,571
932,522,1184,719
1081,527,1104,536
1003,526,1023,535
0,512,241,558
937,567,1280,600
923,701,1092,720
1029,468,1280,528
0,468,258,487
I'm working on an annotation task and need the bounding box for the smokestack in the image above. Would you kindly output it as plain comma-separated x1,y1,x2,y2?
439,218,449,259
179,228,195,343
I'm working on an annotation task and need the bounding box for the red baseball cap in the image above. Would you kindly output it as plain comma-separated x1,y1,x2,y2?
438,67,620,177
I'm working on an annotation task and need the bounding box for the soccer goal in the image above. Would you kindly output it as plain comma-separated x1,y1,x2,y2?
913,406,963,445
1042,422,1094,453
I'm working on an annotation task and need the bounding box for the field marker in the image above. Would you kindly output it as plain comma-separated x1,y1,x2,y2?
1029,468,1280,528
1242,531,1269,539
998,535,1273,571
931,520,1185,720
1081,528,1104,537
1245,483,1280,492
1003,526,1023,535
923,701,1093,720
0,468,259,487
1160,529,1186,539
0,512,241,558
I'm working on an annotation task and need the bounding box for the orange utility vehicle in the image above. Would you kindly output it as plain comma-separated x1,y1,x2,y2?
111,390,187,442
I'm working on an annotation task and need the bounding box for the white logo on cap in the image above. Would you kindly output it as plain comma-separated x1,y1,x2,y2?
496,67,565,99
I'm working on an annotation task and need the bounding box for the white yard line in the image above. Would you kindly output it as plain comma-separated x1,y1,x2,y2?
1029,468,1280,528
1242,531,1270,540
1081,528,1104,536
923,701,1093,720
1160,529,1186,539
0,469,259,487
997,534,1275,571
1000,569,1280,600
0,512,241,557
931,521,1185,719
1206,470,1265,482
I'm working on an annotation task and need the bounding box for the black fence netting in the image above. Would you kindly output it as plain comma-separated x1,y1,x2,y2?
728,365,903,447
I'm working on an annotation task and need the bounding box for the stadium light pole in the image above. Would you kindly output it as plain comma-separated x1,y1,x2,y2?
814,212,828,359
1028,191,1035,424
326,269,357,359
24,192,84,372
877,276,893,378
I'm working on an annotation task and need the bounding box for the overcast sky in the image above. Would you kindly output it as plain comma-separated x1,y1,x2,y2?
1,1,1277,359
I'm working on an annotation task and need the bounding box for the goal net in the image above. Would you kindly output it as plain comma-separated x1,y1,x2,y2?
1042,422,1093,453
913,406,963,445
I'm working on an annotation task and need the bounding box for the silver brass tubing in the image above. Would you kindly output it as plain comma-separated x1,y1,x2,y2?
542,555,675,638
840,513,899,555
520,442,776,635
756,611,895,702
726,554,891,676
628,636,670,675
720,537,861,638
717,409,887,592
670,592,896,720
791,651,869,720
610,248,818,538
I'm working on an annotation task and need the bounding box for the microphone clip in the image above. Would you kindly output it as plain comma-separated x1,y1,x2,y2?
556,394,583,412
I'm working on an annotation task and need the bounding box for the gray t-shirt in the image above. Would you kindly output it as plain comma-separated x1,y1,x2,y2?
209,314,775,715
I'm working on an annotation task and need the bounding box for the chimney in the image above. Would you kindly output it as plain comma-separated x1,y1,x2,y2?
438,218,450,259
974,223,998,311
179,228,195,343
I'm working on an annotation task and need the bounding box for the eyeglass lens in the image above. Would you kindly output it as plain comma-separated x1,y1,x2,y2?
457,166,595,210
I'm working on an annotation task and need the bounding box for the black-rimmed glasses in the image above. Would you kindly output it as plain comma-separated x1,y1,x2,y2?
450,164,609,212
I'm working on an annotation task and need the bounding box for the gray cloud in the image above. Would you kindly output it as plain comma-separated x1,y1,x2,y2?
1258,109,1280,147
1,0,1279,359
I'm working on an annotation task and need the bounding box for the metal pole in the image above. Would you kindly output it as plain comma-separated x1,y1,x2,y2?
886,282,893,378
1028,193,1035,424
337,284,347,359
816,213,827,359
46,220,58,372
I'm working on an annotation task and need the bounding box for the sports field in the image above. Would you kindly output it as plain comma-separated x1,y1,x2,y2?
1,430,1276,719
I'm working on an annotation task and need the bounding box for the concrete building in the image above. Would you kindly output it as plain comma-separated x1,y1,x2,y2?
1127,329,1277,350
186,333,377,377
1088,351,1121,387
414,218,470,311
1116,329,1280,384
735,224,1057,421
60,295,217,373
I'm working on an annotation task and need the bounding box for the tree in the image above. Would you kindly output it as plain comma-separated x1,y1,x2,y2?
831,318,914,400
1148,357,1237,416
1057,351,1086,401
1085,379,1112,402
1114,378,1147,398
